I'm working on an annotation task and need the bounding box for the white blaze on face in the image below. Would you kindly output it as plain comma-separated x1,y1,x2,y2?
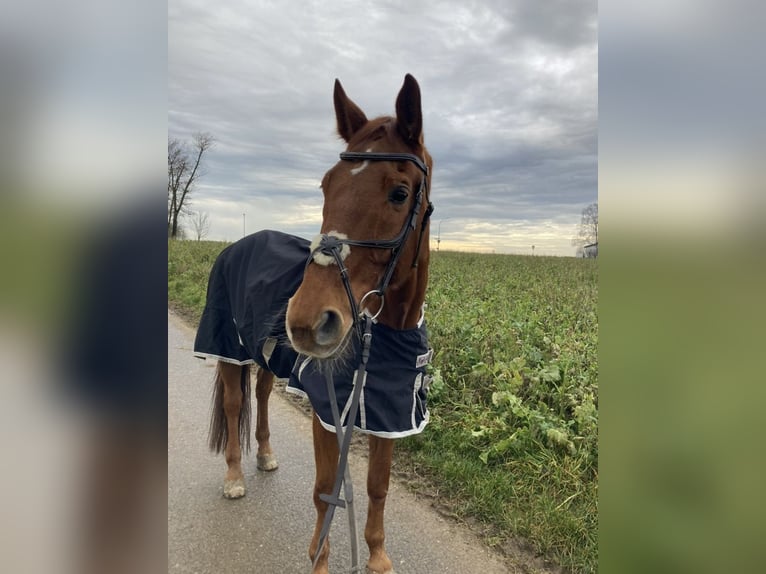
310,231,351,266
350,148,373,175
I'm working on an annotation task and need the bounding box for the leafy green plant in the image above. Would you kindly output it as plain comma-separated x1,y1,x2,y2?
400,251,598,572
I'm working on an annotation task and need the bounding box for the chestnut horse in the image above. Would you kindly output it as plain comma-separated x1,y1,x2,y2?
195,74,433,574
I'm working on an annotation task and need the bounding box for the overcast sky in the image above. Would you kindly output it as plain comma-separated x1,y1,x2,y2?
169,0,597,256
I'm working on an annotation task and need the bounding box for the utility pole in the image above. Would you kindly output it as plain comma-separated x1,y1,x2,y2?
437,219,451,252
243,213,246,238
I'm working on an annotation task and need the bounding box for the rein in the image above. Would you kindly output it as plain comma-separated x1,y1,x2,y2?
311,314,373,573
308,151,433,572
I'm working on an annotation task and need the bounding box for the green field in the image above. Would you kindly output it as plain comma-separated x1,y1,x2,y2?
168,240,598,573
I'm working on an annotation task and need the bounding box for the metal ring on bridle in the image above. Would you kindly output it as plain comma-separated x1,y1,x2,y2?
359,290,384,321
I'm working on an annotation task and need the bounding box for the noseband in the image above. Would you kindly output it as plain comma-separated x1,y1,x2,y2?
308,151,434,334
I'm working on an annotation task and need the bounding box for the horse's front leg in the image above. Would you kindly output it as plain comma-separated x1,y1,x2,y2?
365,436,395,574
254,368,278,471
309,414,340,574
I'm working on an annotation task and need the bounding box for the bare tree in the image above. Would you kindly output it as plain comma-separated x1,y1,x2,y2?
572,202,598,254
168,133,214,238
189,210,211,241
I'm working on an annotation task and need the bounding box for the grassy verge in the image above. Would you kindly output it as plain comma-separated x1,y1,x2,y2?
168,240,598,573
167,239,229,324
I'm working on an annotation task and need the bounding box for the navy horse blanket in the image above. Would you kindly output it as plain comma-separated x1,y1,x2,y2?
193,230,431,438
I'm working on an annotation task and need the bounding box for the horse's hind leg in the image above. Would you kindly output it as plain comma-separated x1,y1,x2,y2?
209,361,251,499
254,368,278,471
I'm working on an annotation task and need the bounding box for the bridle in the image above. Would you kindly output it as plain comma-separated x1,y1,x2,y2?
306,150,434,572
308,150,434,336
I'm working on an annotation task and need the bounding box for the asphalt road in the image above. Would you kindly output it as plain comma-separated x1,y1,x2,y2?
168,311,512,573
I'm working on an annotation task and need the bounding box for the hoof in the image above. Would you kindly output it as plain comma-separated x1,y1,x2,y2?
257,453,279,471
223,478,245,499
366,569,395,574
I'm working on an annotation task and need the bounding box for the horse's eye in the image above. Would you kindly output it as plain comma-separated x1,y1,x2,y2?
388,186,409,204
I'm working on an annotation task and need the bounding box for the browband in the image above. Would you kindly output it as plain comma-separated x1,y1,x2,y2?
339,151,429,176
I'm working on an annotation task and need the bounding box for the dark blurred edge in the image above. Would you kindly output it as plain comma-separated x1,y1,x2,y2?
0,1,167,572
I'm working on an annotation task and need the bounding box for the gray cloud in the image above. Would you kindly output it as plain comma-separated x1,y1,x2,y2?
169,0,597,255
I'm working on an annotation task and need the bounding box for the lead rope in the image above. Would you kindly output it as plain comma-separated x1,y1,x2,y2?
311,314,373,573
307,150,430,572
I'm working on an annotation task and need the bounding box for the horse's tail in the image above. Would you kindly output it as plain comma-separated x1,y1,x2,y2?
208,363,252,454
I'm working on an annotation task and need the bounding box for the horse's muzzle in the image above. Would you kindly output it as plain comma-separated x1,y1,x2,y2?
286,301,349,358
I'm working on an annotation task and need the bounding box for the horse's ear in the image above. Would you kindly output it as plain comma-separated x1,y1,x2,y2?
334,79,368,142
395,74,423,145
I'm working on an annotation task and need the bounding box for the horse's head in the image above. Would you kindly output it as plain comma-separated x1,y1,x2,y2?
286,74,433,359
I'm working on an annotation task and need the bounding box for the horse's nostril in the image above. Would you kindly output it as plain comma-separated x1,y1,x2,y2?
315,310,343,346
